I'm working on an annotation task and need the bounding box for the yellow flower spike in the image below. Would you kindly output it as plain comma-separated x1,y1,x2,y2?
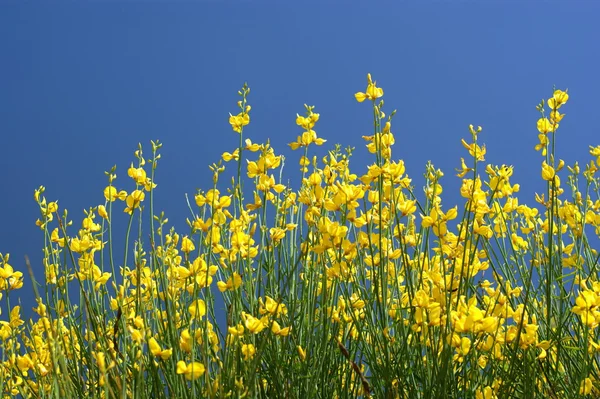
176,361,205,381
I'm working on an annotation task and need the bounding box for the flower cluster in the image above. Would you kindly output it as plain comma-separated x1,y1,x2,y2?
0,77,599,399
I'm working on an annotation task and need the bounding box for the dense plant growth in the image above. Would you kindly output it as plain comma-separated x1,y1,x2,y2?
1,75,600,398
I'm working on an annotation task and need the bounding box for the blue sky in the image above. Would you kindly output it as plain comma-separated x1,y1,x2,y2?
1,3,599,319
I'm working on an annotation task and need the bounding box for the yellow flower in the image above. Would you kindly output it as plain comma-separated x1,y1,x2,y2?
241,312,268,334
148,337,172,360
260,296,288,317
548,89,568,110
217,272,242,292
125,190,145,214
229,112,250,133
188,299,206,320
50,228,66,247
127,165,147,185
297,345,306,361
296,112,319,129
97,205,108,219
537,118,554,134
461,139,486,161
590,145,600,164
181,236,195,254
46,201,58,214
541,161,555,181
176,361,205,380
456,157,473,178
228,323,245,337
271,320,291,337
580,377,592,395
222,149,240,162
475,386,496,399
269,227,286,243
17,354,37,374
355,73,384,102
179,329,193,352
244,139,261,151
241,343,256,360
104,186,127,202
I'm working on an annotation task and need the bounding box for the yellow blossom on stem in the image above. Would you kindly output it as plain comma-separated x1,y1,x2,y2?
355,73,384,102
541,161,556,181
176,361,205,380
229,112,250,133
148,337,173,360
241,343,256,360
241,312,268,334
297,345,307,361
181,236,195,254
548,89,569,110
188,299,206,321
271,320,291,337
104,186,127,202
124,190,145,214
222,148,240,162
97,204,108,219
537,118,554,134
128,164,147,185
217,272,243,292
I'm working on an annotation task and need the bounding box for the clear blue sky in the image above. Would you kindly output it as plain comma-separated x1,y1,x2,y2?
1,3,599,319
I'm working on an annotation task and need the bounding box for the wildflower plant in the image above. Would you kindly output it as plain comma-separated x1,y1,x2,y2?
1,74,599,398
